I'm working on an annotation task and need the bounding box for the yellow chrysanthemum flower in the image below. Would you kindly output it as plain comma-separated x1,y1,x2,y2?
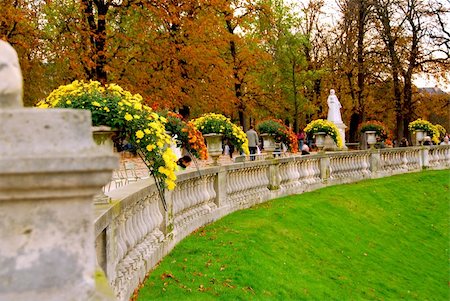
124,113,133,121
135,130,144,139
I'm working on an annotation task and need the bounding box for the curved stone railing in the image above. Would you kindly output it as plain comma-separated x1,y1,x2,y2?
95,146,450,300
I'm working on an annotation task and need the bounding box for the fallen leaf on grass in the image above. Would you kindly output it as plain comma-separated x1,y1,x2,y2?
198,284,212,292
222,279,235,289
161,272,179,283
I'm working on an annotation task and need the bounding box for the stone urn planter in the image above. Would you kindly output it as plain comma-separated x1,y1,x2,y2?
365,130,377,149
166,131,182,159
92,125,117,152
414,129,425,146
204,133,223,165
260,133,276,152
92,126,118,203
314,132,326,152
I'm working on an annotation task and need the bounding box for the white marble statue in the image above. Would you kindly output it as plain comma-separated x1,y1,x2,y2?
327,89,342,124
0,40,23,108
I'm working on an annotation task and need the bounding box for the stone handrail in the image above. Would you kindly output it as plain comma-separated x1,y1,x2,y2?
96,146,450,300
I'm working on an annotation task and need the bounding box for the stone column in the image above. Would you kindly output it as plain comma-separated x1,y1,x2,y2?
319,155,330,183
0,41,117,301
369,150,381,176
214,167,227,207
420,147,429,169
268,162,281,190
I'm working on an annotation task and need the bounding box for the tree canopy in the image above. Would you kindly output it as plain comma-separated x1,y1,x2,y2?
1,0,448,139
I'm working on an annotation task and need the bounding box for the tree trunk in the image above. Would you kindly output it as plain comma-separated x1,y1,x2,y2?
95,2,108,85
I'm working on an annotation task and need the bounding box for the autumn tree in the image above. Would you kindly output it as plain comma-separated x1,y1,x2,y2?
255,0,321,133
373,0,449,140
208,0,272,129
0,0,46,106
334,0,374,142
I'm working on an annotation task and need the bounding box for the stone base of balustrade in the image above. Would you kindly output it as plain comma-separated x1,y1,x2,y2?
113,238,170,301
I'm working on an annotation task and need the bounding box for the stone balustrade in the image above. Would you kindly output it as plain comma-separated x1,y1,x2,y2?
96,146,450,300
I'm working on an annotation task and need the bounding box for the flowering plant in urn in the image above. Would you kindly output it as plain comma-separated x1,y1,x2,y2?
359,120,390,141
304,119,343,148
36,80,178,190
434,124,447,140
408,119,440,144
256,118,298,153
192,113,249,155
162,111,208,160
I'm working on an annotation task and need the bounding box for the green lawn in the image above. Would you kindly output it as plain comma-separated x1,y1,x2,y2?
136,170,450,300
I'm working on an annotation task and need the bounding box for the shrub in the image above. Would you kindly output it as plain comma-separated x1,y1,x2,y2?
36,80,178,190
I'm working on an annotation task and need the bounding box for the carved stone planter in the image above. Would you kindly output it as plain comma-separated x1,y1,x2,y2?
314,132,326,152
365,131,377,149
260,133,276,152
204,133,223,165
166,131,182,159
414,129,425,146
92,126,118,203
92,125,117,152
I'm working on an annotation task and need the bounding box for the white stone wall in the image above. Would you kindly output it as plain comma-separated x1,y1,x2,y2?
97,146,450,301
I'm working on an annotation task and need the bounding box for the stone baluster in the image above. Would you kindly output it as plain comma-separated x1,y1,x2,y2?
342,155,349,177
343,156,349,177
308,159,316,184
306,159,314,184
354,155,360,176
206,175,217,208
238,168,250,193
256,166,268,194
268,162,281,190
278,163,287,186
225,170,234,204
303,159,311,184
296,160,305,184
310,159,319,184
352,155,358,177
200,176,210,207
290,160,300,185
401,151,408,170
328,157,337,180
303,160,311,184
445,146,450,165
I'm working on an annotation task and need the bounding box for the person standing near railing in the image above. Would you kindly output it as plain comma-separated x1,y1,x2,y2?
246,125,259,161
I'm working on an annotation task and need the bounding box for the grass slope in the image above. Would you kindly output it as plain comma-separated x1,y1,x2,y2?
136,170,450,300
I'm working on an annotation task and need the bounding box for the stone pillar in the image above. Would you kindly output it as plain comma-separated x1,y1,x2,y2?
268,162,280,190
369,150,381,175
420,147,430,169
0,109,118,301
214,168,227,207
319,155,330,183
0,41,117,301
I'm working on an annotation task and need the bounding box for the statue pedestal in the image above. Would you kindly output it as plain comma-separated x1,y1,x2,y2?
324,122,348,151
